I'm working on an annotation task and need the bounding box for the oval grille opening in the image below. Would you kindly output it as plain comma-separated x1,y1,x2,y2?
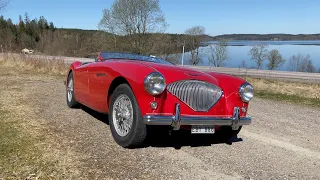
167,80,223,111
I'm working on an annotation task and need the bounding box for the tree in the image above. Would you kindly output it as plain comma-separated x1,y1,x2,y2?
248,44,269,69
305,59,315,73
49,22,55,31
0,0,9,12
266,49,285,70
208,39,229,67
184,26,205,65
98,0,168,54
240,60,247,68
287,53,315,73
18,15,25,32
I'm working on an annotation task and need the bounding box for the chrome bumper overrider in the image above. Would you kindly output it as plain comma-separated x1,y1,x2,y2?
143,104,252,130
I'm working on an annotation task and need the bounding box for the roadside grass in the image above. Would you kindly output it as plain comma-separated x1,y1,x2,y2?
0,109,51,179
243,77,320,107
0,66,80,179
0,53,68,76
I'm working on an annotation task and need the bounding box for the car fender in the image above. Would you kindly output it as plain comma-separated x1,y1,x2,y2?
101,61,163,114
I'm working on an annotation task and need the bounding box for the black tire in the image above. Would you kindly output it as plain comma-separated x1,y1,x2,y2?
109,84,147,148
66,72,79,108
217,126,242,142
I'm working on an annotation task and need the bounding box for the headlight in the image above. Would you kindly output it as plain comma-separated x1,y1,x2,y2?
144,72,166,95
239,83,254,102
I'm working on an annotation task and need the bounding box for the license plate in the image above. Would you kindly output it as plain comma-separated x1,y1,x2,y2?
191,125,215,134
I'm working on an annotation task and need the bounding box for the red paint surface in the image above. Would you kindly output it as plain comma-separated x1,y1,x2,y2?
66,59,251,118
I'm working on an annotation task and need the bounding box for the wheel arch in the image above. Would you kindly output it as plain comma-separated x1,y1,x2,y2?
107,76,133,106
64,69,73,86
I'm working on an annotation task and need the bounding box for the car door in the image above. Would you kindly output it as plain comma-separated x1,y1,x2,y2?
87,61,112,113
73,64,89,105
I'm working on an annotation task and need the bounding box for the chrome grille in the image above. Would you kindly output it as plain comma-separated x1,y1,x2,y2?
166,80,223,112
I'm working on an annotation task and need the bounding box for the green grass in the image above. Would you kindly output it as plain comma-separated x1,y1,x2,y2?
0,109,43,179
0,91,69,179
255,90,320,107
237,76,320,108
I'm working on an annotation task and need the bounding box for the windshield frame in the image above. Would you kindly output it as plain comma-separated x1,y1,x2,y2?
99,52,175,65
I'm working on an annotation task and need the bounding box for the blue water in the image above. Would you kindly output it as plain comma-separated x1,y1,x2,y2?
202,40,320,46
181,40,320,71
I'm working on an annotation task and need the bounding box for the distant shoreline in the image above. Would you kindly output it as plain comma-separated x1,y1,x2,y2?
201,40,320,46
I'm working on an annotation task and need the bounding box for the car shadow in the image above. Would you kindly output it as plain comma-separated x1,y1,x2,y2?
145,128,243,149
80,105,109,125
80,106,243,149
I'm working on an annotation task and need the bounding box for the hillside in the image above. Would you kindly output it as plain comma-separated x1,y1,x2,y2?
1,14,319,61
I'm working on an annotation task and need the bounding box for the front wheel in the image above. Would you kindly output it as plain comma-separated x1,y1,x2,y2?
109,84,147,148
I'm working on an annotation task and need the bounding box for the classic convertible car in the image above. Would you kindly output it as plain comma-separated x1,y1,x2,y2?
65,52,254,148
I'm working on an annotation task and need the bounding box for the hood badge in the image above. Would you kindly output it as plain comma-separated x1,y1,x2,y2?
184,73,200,76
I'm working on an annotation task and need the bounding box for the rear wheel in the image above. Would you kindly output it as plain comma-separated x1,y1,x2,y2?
109,84,147,148
66,72,79,108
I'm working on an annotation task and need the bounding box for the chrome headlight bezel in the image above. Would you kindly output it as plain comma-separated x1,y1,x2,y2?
144,72,166,95
239,83,254,102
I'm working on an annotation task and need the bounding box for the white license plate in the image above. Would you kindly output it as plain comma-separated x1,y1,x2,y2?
191,125,215,134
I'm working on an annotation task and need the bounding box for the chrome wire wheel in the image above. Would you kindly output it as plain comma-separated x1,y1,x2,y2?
67,79,73,102
112,94,134,137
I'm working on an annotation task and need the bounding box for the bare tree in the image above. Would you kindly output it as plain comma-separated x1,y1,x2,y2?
98,0,168,54
287,53,315,73
306,60,316,73
248,44,269,69
184,26,205,65
0,0,9,11
267,49,286,70
240,60,247,68
98,9,118,49
208,39,229,67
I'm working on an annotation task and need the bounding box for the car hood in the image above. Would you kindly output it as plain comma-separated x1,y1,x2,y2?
139,61,220,86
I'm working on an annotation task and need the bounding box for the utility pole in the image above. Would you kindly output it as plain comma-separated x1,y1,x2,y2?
181,40,185,66
181,45,185,66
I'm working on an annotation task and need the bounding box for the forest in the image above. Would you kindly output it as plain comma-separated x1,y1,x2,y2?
0,14,199,61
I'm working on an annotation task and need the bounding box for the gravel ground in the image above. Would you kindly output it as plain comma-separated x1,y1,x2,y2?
3,70,320,179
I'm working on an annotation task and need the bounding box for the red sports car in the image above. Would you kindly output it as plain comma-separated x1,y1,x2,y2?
65,52,254,148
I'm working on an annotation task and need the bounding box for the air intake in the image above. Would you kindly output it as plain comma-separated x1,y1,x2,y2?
166,80,223,111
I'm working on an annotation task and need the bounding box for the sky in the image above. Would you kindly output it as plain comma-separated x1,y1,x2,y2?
1,0,319,36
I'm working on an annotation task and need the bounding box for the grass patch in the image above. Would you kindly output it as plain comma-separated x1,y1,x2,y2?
243,77,320,107
0,68,80,179
0,109,55,179
255,90,320,107
0,53,68,76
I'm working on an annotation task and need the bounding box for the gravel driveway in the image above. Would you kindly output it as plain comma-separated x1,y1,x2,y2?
4,71,320,179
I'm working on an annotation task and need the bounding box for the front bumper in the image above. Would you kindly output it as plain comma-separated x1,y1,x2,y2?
143,104,252,130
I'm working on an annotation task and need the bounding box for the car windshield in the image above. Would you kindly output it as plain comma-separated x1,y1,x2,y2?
100,52,174,65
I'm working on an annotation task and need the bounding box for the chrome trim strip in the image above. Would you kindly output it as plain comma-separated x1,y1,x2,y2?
144,116,252,125
143,104,252,130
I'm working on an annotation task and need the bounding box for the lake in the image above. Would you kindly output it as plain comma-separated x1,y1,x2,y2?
181,40,320,71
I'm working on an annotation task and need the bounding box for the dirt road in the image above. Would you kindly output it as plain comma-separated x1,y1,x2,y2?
1,69,320,179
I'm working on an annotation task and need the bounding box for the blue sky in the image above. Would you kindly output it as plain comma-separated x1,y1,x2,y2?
1,0,319,36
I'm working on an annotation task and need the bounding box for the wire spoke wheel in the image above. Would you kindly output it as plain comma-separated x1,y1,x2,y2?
112,94,134,137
